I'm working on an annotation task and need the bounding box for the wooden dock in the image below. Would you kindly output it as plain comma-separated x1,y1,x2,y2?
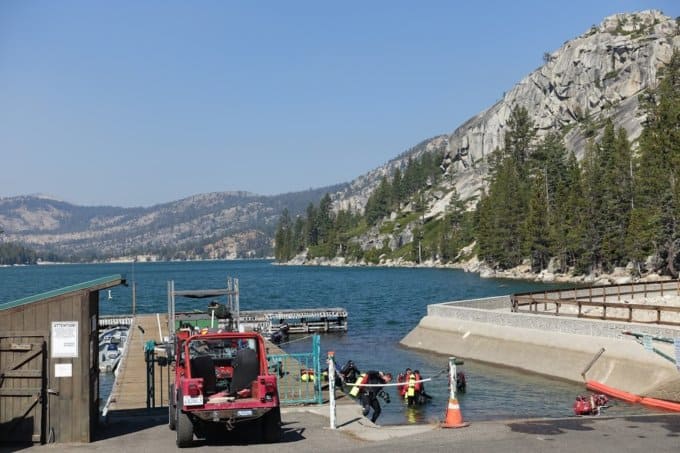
104,312,352,414
106,314,170,411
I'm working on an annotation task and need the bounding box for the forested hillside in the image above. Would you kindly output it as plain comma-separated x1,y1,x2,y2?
275,49,680,279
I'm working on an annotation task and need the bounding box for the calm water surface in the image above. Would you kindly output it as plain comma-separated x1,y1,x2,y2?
0,260,660,424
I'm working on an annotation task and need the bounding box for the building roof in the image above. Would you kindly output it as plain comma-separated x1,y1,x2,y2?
0,274,126,311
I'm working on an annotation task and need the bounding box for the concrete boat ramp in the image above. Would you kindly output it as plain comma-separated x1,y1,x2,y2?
401,294,680,402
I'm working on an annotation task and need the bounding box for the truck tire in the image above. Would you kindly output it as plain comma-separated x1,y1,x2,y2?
261,407,282,443
168,386,176,431
176,392,194,448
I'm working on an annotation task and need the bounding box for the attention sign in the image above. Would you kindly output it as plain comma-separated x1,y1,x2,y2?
51,321,79,358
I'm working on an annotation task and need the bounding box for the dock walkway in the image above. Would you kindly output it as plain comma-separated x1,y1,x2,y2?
106,314,170,411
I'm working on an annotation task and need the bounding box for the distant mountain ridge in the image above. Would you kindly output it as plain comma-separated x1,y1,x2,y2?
0,187,346,260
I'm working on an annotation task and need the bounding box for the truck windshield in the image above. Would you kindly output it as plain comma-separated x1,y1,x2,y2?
188,338,256,360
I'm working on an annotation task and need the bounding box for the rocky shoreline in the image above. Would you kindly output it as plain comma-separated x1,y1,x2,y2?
281,252,671,286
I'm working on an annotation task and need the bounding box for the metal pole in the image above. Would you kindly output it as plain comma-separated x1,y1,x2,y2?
234,278,240,331
328,351,336,429
167,281,171,335
132,259,136,316
580,348,605,379
160,361,163,407
313,335,322,403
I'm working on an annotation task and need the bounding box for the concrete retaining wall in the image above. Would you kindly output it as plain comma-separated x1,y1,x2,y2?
430,298,680,339
401,297,680,401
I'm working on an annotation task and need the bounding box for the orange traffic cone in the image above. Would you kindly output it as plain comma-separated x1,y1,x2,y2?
441,397,468,428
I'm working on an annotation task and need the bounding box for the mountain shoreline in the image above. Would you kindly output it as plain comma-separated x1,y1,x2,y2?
279,253,670,286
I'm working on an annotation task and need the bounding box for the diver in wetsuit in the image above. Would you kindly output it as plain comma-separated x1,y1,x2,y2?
359,371,392,424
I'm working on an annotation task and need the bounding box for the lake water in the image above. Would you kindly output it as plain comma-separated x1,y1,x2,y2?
0,260,660,424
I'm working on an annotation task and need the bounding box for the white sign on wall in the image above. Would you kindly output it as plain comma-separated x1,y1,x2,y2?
51,321,78,358
55,363,72,377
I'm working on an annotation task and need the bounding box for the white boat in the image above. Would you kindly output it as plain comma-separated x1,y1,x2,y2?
99,326,129,372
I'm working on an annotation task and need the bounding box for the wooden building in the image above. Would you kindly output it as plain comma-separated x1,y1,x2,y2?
0,275,125,444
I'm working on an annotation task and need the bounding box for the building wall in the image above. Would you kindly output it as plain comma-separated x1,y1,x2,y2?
0,290,99,443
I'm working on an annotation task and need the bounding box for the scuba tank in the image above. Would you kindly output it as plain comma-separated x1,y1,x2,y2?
349,373,368,397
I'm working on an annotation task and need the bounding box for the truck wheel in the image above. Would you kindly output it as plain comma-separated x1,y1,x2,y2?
176,392,194,448
168,386,176,431
261,407,282,443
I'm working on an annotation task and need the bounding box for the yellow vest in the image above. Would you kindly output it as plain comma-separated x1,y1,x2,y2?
349,373,367,397
406,374,416,398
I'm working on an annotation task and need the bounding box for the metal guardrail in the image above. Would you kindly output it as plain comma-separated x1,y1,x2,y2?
511,280,680,326
99,315,133,326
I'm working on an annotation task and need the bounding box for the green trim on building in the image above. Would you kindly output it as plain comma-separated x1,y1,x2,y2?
0,274,126,311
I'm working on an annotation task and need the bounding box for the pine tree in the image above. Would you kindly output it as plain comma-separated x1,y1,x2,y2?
305,203,319,246
525,172,550,271
274,209,293,262
391,167,404,209
317,194,334,245
556,152,587,272
477,156,527,268
476,105,535,269
579,138,605,272
504,106,535,167
631,49,680,275
601,126,633,268
365,176,391,224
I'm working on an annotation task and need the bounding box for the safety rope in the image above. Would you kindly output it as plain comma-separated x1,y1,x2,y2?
355,378,432,388
349,367,450,387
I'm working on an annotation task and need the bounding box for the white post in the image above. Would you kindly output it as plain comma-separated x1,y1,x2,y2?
157,313,163,343
449,357,457,400
328,351,336,429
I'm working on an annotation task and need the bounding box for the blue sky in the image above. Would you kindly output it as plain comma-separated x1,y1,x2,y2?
1,1,677,207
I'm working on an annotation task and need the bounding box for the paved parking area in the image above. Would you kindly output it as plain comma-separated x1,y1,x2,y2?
3,406,680,452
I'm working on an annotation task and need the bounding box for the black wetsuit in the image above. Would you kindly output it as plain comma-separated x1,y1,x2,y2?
360,371,387,423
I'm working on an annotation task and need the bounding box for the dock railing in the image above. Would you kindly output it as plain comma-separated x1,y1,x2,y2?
510,280,680,326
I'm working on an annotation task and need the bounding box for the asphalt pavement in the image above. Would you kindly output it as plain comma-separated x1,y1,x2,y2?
3,403,680,452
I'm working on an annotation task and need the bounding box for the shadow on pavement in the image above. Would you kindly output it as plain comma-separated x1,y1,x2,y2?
191,419,306,447
622,414,680,435
507,417,597,435
96,408,168,440
507,413,680,437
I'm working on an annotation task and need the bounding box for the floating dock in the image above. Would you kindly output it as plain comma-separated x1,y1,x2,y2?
175,307,348,334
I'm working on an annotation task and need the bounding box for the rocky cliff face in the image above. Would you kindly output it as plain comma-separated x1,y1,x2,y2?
444,10,680,201
331,11,680,214
315,11,680,265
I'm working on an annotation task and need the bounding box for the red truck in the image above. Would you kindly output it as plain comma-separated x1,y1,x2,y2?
168,329,281,447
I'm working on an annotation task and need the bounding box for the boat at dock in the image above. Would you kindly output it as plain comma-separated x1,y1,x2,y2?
99,325,130,373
